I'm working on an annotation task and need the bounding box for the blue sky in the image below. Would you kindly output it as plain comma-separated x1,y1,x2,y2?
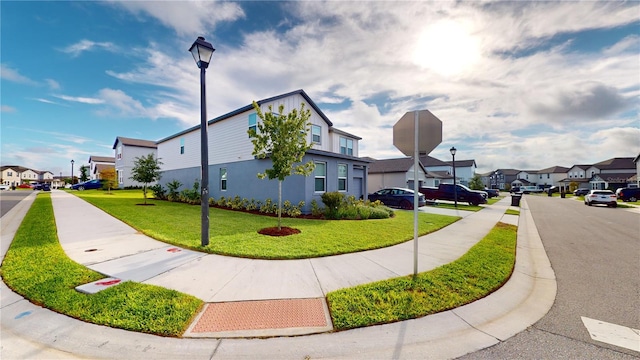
2,1,639,178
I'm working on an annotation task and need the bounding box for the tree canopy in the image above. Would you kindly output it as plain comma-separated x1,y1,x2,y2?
130,154,162,204
248,101,315,229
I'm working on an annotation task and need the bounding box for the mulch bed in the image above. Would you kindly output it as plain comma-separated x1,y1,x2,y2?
258,227,301,237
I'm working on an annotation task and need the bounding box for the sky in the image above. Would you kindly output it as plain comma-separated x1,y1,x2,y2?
2,1,639,178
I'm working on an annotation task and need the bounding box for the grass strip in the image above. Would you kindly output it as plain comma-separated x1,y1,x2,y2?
72,190,460,259
505,209,520,216
0,193,203,337
327,222,516,330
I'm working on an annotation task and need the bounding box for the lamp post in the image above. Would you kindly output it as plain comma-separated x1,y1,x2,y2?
70,160,75,185
189,36,215,247
450,147,457,208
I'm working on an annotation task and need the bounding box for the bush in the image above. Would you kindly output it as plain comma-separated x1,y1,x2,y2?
322,192,345,220
310,199,323,217
368,206,391,219
166,180,182,202
150,184,166,200
179,180,200,204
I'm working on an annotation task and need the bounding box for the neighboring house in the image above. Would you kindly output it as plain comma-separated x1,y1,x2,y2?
156,89,370,213
561,165,591,189
443,159,477,186
20,168,39,183
112,137,158,188
584,157,636,190
37,170,54,183
0,165,24,186
493,169,520,190
535,166,569,189
419,155,476,186
88,156,115,180
367,157,428,193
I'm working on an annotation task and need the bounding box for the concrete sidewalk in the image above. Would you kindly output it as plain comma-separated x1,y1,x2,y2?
1,190,556,359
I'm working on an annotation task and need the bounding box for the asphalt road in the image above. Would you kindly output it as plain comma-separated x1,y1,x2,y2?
0,190,32,217
459,195,640,359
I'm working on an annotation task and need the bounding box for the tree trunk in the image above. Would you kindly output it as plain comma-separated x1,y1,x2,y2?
278,180,282,231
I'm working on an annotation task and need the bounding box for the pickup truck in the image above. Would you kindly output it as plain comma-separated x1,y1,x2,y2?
419,184,488,206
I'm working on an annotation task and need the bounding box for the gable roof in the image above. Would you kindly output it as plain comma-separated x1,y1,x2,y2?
369,157,424,174
419,155,449,167
444,159,477,168
537,166,569,174
497,169,521,176
158,89,336,144
591,157,635,170
88,156,115,163
113,137,157,150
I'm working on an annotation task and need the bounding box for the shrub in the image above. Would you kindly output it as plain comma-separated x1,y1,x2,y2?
166,180,182,202
179,180,200,204
310,199,323,217
369,206,391,219
357,205,371,220
150,184,166,200
322,192,345,220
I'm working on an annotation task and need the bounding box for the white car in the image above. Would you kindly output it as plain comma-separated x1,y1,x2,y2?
0,184,10,191
584,190,617,208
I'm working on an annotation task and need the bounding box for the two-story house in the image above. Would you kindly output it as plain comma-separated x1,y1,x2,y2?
585,157,636,190
492,169,520,190
1,165,24,187
156,89,370,213
535,166,569,190
112,137,158,188
88,156,115,180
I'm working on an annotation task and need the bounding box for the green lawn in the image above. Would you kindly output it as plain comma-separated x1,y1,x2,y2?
72,190,460,259
0,194,202,336
327,222,517,330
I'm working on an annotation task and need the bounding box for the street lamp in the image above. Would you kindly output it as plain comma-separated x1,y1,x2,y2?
70,159,75,185
450,147,457,208
189,36,215,247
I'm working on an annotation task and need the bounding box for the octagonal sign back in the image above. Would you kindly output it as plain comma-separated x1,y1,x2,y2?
393,110,442,156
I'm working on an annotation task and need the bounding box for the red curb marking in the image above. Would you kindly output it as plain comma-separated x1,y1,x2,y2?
96,279,121,286
167,248,182,253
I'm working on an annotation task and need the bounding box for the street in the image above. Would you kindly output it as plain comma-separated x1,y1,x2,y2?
460,195,639,359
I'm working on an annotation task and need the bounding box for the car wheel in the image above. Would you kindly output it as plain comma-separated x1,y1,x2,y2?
610,203,617,208
630,197,637,202
586,201,591,206
78,186,85,191
400,199,413,210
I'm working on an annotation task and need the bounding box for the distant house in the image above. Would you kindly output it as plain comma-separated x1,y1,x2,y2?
583,157,636,190
419,155,476,186
0,165,25,187
367,157,428,193
156,89,370,213
112,137,158,188
535,166,570,189
492,169,520,190
634,153,640,187
88,156,115,180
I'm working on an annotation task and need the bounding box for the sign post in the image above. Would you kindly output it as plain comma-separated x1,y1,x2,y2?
393,109,442,276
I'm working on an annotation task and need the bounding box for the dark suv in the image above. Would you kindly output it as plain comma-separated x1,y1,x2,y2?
617,187,640,202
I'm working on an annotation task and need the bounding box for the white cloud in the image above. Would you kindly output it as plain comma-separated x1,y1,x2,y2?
60,39,118,57
1,105,16,112
0,64,38,85
108,1,245,37
53,94,105,104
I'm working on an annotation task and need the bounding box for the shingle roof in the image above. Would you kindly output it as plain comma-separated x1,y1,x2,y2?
369,157,420,174
88,156,115,163
444,159,476,168
537,166,569,174
592,157,635,170
112,137,157,149
419,155,449,167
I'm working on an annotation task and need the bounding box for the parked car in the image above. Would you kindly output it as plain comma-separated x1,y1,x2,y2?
72,179,104,191
584,190,617,208
616,187,640,202
420,184,487,206
0,184,9,191
573,188,590,196
17,183,31,189
484,188,499,198
42,183,51,191
368,187,427,210
521,186,543,194
32,182,44,190
545,186,559,194
510,186,522,194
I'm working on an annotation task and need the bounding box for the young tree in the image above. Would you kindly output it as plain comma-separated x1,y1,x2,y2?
248,101,315,230
79,165,90,183
130,154,162,205
468,174,485,190
100,168,118,194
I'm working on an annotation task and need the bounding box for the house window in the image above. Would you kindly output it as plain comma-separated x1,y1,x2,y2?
117,146,122,160
314,162,326,192
117,170,123,184
248,113,257,135
220,168,227,191
312,125,321,144
338,163,347,191
180,138,185,155
340,137,353,155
